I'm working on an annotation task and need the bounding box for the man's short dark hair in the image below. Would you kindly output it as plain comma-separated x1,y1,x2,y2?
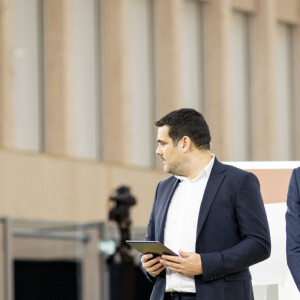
155,108,211,150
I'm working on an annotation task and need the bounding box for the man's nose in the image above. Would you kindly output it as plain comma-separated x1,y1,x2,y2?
156,145,162,156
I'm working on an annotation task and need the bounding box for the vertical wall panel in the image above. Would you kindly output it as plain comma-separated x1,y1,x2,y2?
101,0,131,164
294,25,300,159
251,0,277,160
230,11,251,160
130,0,155,167
202,0,232,160
73,0,102,159
13,0,44,151
0,0,14,148
182,0,204,112
44,0,74,156
276,23,295,160
154,0,183,117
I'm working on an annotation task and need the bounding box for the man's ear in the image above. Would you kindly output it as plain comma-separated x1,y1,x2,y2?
182,136,191,152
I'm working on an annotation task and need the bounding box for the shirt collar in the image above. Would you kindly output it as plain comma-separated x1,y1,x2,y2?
175,154,215,182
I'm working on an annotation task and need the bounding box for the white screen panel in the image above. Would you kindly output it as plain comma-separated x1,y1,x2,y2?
73,0,102,159
130,0,155,167
182,0,204,112
276,23,295,160
13,0,44,151
231,11,251,161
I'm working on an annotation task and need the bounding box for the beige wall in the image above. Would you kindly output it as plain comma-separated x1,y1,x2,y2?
249,168,292,204
1,0,299,162
0,149,168,227
0,149,293,229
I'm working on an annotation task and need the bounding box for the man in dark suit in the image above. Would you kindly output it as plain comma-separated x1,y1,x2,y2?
140,108,271,300
286,167,300,291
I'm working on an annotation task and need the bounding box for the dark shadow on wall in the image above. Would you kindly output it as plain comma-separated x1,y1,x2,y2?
14,260,81,300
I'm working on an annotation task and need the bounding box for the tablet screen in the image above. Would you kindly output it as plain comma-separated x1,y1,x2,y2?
126,240,178,256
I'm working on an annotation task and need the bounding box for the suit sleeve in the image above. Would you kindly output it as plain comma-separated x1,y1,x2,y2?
286,168,300,291
139,183,160,282
201,172,271,281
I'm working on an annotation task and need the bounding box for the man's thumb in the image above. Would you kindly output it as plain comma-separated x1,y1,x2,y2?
179,250,190,257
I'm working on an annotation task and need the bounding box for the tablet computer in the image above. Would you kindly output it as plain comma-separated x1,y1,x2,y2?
126,240,178,256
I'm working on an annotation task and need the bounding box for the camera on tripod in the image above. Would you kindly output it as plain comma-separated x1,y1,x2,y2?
109,186,136,225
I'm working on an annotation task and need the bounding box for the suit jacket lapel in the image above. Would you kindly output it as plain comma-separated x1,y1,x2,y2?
196,159,226,238
157,177,180,242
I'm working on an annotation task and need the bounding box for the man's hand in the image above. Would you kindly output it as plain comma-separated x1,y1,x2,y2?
160,250,203,276
141,253,166,276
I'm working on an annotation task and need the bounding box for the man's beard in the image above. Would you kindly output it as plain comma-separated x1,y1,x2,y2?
163,159,185,176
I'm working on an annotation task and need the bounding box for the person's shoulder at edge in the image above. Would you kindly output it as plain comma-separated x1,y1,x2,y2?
294,167,300,175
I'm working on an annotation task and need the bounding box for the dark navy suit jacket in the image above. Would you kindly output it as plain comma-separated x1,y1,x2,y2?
286,167,300,291
141,158,271,300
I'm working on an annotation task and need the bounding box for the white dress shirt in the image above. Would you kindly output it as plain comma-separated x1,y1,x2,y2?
164,154,215,293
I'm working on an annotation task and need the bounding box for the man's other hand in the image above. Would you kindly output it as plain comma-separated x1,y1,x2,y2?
160,250,203,276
